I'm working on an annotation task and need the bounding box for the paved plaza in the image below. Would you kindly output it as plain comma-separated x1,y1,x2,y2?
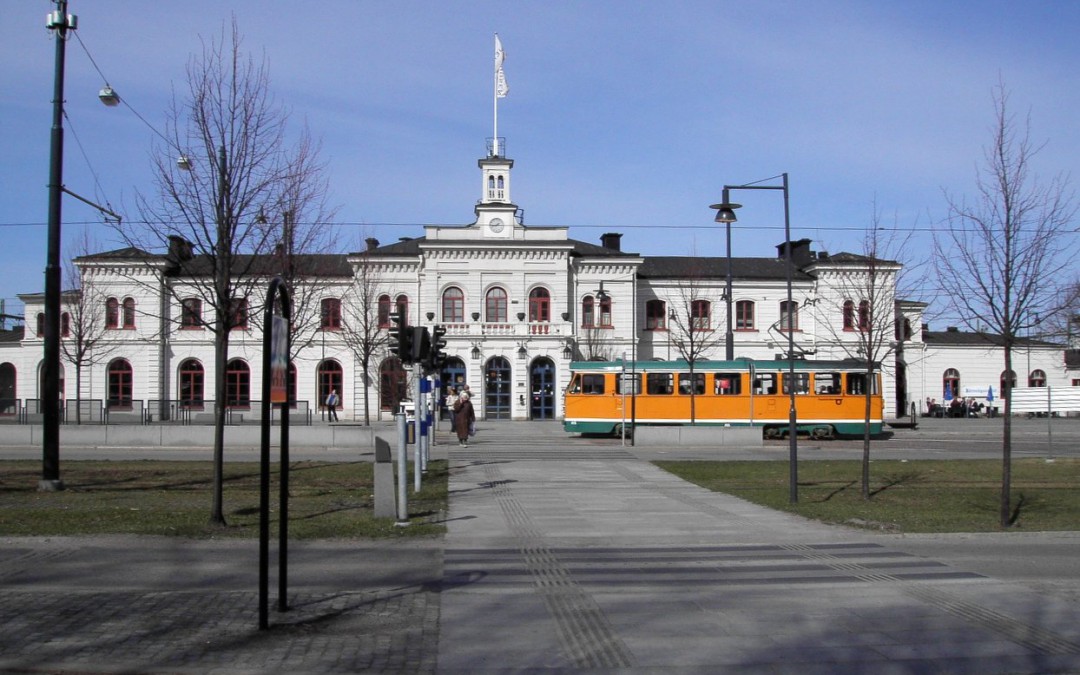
2,420,1080,672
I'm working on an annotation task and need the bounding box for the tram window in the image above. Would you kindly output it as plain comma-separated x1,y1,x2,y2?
646,373,674,395
568,374,581,394
754,373,777,395
814,372,841,395
581,374,606,395
782,372,810,395
678,373,706,395
616,374,642,395
846,372,878,395
714,373,742,395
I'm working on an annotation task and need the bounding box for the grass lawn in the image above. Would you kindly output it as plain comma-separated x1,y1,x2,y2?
655,458,1080,533
0,460,448,539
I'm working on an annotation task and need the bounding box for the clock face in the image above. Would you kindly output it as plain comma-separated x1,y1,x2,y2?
489,218,505,233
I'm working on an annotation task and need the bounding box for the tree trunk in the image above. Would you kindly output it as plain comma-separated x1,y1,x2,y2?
210,332,228,526
861,364,873,500
1001,345,1013,528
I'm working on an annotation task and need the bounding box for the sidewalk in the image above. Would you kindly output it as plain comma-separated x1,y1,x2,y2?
2,439,1080,673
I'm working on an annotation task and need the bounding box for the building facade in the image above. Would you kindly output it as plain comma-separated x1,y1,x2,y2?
1,144,1074,423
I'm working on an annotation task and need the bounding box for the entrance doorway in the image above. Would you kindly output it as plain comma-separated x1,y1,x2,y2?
529,358,556,420
484,356,511,420
439,357,466,419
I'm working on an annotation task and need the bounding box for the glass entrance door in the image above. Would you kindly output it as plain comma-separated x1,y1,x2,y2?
484,357,511,420
529,358,556,420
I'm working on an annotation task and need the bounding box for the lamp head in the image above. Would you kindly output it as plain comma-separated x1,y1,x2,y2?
98,86,120,107
711,201,741,224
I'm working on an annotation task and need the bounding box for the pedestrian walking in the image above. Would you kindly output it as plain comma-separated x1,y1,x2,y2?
325,389,339,422
452,392,475,447
445,387,458,427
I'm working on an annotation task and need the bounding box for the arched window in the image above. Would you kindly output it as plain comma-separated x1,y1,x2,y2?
529,288,551,323
1001,370,1016,396
230,298,249,330
645,299,666,330
780,301,799,331
581,295,595,328
107,359,133,409
485,287,508,323
36,313,45,337
377,294,392,327
318,360,343,411
380,358,407,412
61,312,70,337
943,368,960,399
181,298,202,329
442,287,464,323
106,297,120,329
320,298,342,330
691,300,710,331
225,359,251,407
0,362,16,416
598,294,612,327
178,359,204,408
842,300,855,330
1029,369,1047,387
396,294,409,318
122,297,136,329
858,300,870,331
736,300,755,330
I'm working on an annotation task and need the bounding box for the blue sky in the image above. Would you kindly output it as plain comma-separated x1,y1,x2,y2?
3,1,1078,321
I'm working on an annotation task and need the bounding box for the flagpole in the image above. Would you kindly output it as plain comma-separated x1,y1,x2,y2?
493,33,499,156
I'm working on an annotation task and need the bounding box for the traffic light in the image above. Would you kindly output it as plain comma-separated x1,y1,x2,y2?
411,326,431,365
388,306,413,363
427,324,447,372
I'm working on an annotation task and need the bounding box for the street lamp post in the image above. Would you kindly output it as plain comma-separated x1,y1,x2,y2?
713,173,799,503
40,2,76,492
710,189,737,362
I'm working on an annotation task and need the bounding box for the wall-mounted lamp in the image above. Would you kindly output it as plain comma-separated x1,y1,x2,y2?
562,343,574,359
517,345,528,358
471,345,481,359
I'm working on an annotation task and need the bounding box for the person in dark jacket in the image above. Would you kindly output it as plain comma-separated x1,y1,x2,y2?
452,392,475,447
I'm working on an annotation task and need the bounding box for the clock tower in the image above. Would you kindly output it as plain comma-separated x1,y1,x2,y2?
475,142,517,238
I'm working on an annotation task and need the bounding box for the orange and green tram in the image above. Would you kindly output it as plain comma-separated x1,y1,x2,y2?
563,359,883,439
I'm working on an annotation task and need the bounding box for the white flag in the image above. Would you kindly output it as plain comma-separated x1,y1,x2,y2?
495,35,509,98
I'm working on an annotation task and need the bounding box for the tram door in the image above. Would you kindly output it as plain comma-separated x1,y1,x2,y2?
484,356,511,420
529,358,555,420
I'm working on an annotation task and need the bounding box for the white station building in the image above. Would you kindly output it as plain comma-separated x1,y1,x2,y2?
2,140,1076,424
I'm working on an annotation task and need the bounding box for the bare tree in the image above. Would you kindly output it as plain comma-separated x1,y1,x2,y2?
667,259,724,423
814,208,918,499
934,81,1077,528
117,19,328,526
341,245,389,426
62,234,121,423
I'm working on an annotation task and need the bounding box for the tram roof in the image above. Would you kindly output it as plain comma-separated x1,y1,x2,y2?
569,358,880,372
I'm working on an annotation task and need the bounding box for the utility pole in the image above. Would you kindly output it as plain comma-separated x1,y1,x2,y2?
41,1,76,492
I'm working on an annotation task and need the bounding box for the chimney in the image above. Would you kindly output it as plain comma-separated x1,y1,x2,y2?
365,237,380,251
776,238,814,267
600,232,622,251
167,235,193,263
921,323,929,339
